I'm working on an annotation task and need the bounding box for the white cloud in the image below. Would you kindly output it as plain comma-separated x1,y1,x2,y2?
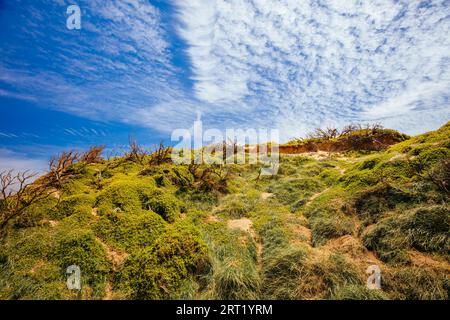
0,0,184,122
1,0,449,141
0,148,48,175
174,0,450,137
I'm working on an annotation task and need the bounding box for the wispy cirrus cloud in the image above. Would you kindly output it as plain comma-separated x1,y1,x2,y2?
174,0,450,137
0,0,189,125
0,0,449,145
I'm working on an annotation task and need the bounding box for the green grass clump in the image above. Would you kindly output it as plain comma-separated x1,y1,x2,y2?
401,206,450,253
202,221,260,300
214,192,260,219
353,185,417,224
331,284,387,300
411,146,450,171
54,194,95,219
339,170,379,189
51,228,110,297
383,267,449,300
95,179,158,215
268,177,323,212
145,193,180,222
117,225,211,299
261,246,309,299
2,227,55,264
211,256,260,300
256,215,290,259
0,259,75,300
309,212,354,246
363,205,450,263
262,249,362,299
94,210,166,252
362,221,409,264
318,168,342,186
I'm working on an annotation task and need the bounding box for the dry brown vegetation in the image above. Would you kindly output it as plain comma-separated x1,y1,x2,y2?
283,123,409,153
0,171,54,236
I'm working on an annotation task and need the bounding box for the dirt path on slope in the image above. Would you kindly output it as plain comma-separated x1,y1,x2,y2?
95,237,129,300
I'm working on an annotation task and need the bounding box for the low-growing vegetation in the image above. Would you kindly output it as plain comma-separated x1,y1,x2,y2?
0,122,449,300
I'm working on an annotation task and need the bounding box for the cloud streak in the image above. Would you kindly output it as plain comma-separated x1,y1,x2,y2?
0,0,449,143
174,0,450,138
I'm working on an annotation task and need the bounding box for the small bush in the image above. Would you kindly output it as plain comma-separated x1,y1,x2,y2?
95,179,158,215
54,194,95,219
94,210,166,252
117,225,211,299
146,193,180,223
52,229,110,293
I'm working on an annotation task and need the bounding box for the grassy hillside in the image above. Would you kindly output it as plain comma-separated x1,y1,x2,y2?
0,123,449,300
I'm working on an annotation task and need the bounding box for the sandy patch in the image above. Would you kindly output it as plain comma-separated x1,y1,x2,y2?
228,218,253,233
261,192,274,200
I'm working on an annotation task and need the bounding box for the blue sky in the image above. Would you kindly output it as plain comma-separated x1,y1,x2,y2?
1,0,449,173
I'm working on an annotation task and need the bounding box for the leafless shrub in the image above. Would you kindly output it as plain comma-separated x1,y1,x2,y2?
48,150,79,187
188,164,230,193
340,124,360,136
307,127,339,140
125,135,147,164
148,142,172,165
340,123,384,137
79,145,105,164
0,170,54,236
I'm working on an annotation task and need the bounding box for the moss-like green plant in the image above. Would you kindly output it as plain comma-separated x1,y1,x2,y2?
14,197,59,228
54,194,95,219
117,225,210,299
52,228,110,293
94,210,166,252
95,179,158,215
145,193,180,222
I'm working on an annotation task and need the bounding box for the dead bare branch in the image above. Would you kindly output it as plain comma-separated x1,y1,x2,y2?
0,170,54,237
